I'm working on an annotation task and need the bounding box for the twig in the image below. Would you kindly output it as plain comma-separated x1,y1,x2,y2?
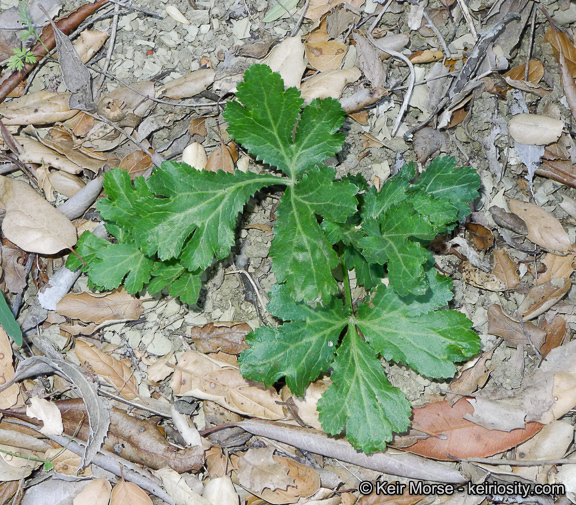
367,0,415,137
422,10,451,58
456,0,478,41
290,0,309,37
524,3,537,81
11,254,36,318
95,0,120,91
465,456,576,466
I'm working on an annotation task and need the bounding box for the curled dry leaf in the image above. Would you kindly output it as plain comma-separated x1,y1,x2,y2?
155,468,211,505
300,67,362,101
161,69,216,99
75,340,139,399
0,176,77,254
182,142,208,170
490,205,528,235
0,91,78,125
205,142,236,173
48,171,85,198
26,397,63,436
537,252,575,284
281,379,330,430
16,137,83,174
492,249,520,289
447,349,494,405
73,478,112,505
111,479,152,505
262,37,307,89
508,199,572,253
409,49,443,63
508,114,563,146
56,288,144,324
73,30,109,63
0,328,19,410
1,241,27,295
97,81,155,124
518,278,571,321
171,350,284,419
541,315,567,357
487,305,546,350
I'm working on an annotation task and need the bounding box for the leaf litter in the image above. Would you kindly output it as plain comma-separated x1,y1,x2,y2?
3,0,576,502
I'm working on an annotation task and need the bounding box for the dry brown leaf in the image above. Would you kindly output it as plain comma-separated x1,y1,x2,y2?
0,91,78,125
262,37,306,89
0,176,77,254
161,69,216,99
182,142,208,170
352,32,387,88
75,340,139,399
97,81,155,125
447,349,494,405
300,67,361,101
518,278,571,321
119,150,154,179
171,350,284,419
492,249,519,289
544,28,576,77
305,40,348,72
73,30,109,63
537,252,575,284
281,379,330,430
188,117,207,139
56,288,144,324
405,399,542,460
509,199,572,253
409,49,443,63
459,261,506,292
205,446,230,479
73,478,111,505
45,447,84,476
487,305,546,350
155,468,212,505
26,397,63,436
466,222,494,250
508,114,563,146
190,322,250,354
111,479,152,505
64,112,96,137
48,171,85,198
205,142,236,173
541,315,567,357
16,136,83,174
0,327,19,410
305,0,364,22
237,447,295,493
1,241,27,294
504,60,544,83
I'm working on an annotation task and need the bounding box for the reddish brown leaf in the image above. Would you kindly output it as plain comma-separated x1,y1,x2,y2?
504,60,544,83
492,249,519,289
487,304,546,350
405,399,542,460
466,223,494,250
190,322,250,354
541,315,568,357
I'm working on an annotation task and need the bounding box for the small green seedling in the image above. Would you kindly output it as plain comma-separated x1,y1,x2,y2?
6,2,49,71
68,64,482,452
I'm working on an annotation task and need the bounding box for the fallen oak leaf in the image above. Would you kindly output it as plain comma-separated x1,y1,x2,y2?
404,399,542,460
0,176,77,254
75,340,139,400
